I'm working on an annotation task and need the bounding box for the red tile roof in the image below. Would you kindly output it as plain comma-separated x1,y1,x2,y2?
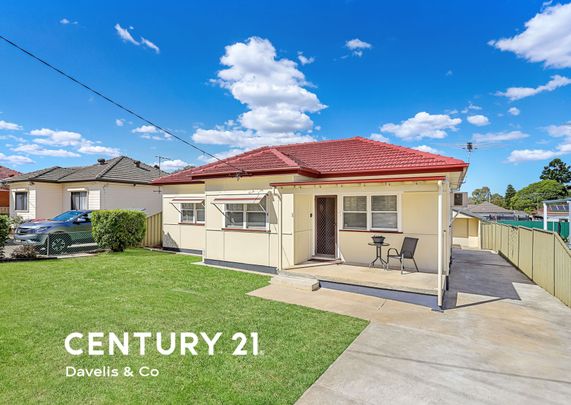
0,165,21,181
153,137,468,184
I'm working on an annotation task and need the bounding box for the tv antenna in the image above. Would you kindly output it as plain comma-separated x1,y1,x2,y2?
155,155,172,175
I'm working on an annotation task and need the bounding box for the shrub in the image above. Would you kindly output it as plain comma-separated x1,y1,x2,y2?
91,210,147,252
10,245,38,259
0,215,9,258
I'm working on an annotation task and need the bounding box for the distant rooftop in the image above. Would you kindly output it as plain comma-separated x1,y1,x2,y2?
2,156,161,185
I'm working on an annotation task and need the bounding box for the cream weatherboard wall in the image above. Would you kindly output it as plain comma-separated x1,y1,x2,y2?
156,172,455,275
10,182,62,220
202,175,295,270
287,181,449,272
161,183,206,254
9,181,161,219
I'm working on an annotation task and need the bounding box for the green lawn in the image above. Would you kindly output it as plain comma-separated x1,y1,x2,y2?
0,249,366,404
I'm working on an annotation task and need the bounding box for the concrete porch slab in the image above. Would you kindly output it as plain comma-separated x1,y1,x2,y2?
283,263,438,296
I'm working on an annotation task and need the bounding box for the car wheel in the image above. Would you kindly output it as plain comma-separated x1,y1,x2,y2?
48,234,70,254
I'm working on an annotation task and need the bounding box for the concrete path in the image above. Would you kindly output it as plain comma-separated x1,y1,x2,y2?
249,249,571,404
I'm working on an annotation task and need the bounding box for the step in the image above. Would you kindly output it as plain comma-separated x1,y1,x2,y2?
270,275,320,291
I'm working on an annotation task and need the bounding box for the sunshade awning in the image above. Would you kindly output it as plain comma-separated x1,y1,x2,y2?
171,197,204,202
212,193,267,205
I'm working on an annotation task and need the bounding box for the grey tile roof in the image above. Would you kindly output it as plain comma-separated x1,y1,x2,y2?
3,157,161,185
467,201,511,214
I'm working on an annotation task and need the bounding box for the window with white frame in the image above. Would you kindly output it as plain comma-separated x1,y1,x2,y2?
70,191,88,210
180,202,205,224
343,194,399,231
371,195,398,230
225,197,267,229
343,196,367,229
14,191,28,211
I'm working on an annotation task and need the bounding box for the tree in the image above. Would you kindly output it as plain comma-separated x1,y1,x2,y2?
510,180,568,213
470,186,491,204
490,193,505,208
504,184,516,209
540,158,571,184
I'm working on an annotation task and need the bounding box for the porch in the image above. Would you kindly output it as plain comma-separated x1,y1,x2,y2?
282,261,439,308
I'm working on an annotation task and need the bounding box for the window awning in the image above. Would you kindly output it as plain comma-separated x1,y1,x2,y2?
171,197,205,203
212,193,267,205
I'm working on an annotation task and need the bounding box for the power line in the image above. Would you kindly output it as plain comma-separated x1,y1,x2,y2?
0,34,246,176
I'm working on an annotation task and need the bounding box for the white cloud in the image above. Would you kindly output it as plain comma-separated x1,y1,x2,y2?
467,114,490,126
29,128,83,146
12,144,80,157
297,52,315,65
132,125,158,133
460,102,482,114
133,125,172,141
546,122,571,137
0,120,22,130
508,107,520,116
193,128,314,149
114,24,160,54
141,37,160,54
155,159,190,172
473,130,528,143
496,75,571,101
24,127,120,157
77,144,121,157
507,149,559,162
115,118,125,127
345,38,372,57
489,3,571,68
369,133,390,143
380,112,462,141
192,37,325,150
114,23,139,45
0,153,34,165
413,145,442,154
60,18,78,25
506,123,571,162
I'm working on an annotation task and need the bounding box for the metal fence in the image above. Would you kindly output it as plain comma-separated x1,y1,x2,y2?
142,212,162,247
498,220,569,239
481,222,571,307
5,230,99,258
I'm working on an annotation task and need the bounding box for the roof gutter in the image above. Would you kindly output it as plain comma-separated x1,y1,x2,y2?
270,175,446,187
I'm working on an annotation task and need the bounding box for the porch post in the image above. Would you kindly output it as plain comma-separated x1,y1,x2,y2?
543,202,548,231
437,180,443,308
275,187,283,272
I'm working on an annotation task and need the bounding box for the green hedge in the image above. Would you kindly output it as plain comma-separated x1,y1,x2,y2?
91,210,146,252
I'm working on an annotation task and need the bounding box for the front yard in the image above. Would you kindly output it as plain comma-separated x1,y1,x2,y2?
0,249,366,404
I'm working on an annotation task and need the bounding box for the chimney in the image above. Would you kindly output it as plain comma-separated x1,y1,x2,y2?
97,158,106,165
134,160,141,167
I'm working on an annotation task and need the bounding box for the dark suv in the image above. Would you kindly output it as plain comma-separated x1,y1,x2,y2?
14,210,94,254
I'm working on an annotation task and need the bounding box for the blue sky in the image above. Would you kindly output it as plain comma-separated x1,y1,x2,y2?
1,1,571,194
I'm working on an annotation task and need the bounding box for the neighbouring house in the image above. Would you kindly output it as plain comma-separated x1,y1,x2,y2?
542,197,570,224
0,165,21,215
153,137,469,306
2,156,162,220
466,201,529,221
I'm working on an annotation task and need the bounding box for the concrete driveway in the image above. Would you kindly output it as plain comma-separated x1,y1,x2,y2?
250,249,571,404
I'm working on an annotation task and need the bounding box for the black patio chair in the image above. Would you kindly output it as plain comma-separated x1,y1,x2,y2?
386,237,419,274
